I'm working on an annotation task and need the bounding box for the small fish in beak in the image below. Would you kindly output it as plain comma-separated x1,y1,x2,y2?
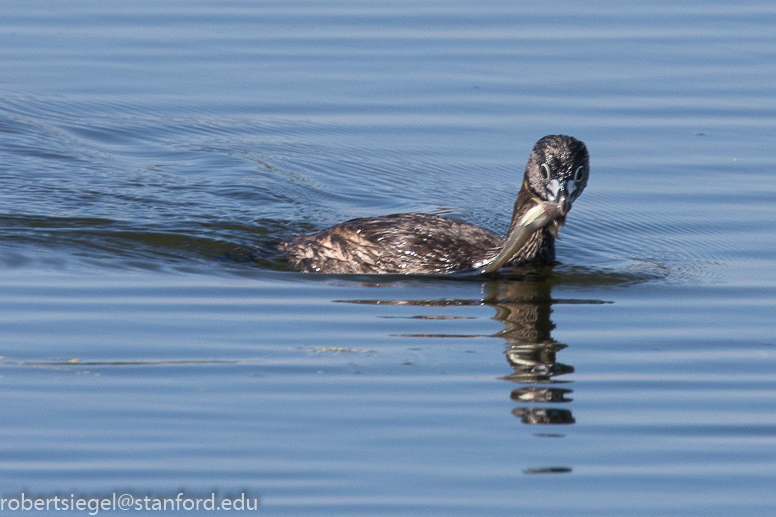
478,201,564,274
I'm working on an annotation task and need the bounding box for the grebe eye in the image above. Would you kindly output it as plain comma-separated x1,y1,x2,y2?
540,163,551,180
574,166,585,182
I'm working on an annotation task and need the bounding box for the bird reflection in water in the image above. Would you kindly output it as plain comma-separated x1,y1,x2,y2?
336,276,599,475
338,277,589,427
483,278,577,427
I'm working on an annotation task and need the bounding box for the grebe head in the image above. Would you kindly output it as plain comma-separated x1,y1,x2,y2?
479,135,589,273
524,135,589,217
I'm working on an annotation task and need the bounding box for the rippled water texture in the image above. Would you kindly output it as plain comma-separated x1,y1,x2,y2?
1,1,775,515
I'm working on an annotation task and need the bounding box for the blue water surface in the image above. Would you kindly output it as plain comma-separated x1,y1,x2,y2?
0,1,775,515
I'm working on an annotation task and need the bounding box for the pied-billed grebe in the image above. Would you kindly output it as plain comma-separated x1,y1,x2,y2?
279,135,589,274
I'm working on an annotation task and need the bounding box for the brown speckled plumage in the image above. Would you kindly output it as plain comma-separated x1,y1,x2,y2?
280,135,588,274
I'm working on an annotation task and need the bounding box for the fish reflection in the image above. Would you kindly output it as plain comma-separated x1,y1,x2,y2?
511,387,573,403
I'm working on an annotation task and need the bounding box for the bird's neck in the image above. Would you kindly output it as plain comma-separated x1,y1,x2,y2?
496,180,559,266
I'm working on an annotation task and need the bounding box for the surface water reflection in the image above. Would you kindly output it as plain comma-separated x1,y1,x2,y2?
336,277,612,431
336,276,589,475
484,280,578,427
